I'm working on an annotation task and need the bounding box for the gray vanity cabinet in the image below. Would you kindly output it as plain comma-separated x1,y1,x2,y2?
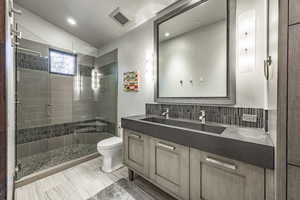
149,138,189,200
123,129,150,177
190,148,265,200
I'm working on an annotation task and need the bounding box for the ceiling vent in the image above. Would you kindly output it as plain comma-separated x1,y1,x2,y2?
109,8,130,26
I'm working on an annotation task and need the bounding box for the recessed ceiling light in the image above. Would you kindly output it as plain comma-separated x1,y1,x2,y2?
67,17,77,26
164,32,170,37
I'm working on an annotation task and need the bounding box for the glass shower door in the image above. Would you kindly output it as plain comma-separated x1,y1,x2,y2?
15,30,51,180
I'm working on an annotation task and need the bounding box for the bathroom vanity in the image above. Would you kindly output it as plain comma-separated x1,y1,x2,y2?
121,115,274,200
121,0,275,199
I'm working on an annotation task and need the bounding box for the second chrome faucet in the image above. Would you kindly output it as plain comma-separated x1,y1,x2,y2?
199,110,206,124
161,108,169,119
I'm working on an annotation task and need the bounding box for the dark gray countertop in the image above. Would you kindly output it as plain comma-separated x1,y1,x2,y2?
121,115,274,169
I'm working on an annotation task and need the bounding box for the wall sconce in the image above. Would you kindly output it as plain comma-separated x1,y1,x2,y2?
80,75,84,91
91,69,101,90
145,51,154,82
74,74,83,92
238,10,256,73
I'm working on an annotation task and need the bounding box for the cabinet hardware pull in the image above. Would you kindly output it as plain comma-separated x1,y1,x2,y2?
129,134,141,139
206,157,237,170
157,142,176,151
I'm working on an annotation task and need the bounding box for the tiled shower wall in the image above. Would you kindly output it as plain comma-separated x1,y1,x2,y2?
15,40,117,179
146,103,266,129
16,52,97,129
17,120,110,145
94,50,118,134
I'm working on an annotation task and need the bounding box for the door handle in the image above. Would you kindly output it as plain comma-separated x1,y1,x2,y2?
206,157,237,170
264,56,272,80
157,142,176,151
10,6,22,16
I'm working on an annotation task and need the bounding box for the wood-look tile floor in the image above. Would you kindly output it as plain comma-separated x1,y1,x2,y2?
15,158,128,200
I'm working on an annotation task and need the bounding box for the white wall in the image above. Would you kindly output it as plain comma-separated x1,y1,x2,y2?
268,0,278,146
98,21,155,127
99,0,268,126
15,4,99,57
235,0,267,108
159,20,227,97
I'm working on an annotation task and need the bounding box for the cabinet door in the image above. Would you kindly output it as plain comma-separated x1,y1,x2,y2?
288,165,300,200
190,148,264,200
288,25,300,166
123,129,150,177
149,138,189,200
289,0,300,25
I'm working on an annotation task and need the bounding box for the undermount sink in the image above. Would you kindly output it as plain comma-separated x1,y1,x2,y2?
141,117,226,134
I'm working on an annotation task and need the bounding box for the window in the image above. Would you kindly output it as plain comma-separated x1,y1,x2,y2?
50,49,76,76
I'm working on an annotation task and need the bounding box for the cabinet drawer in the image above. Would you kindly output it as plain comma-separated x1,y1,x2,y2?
289,0,300,25
149,138,189,200
288,165,300,200
123,129,150,177
190,148,264,200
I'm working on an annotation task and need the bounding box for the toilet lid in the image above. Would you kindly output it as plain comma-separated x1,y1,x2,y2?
97,137,122,149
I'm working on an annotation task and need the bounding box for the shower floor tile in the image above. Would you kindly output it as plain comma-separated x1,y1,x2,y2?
16,144,97,179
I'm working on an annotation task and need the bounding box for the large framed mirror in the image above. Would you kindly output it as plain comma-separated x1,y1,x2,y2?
154,0,236,104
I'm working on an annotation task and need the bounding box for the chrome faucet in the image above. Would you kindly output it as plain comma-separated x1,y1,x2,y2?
161,108,169,119
199,110,206,124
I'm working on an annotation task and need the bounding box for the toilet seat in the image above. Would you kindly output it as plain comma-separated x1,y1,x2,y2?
97,137,122,150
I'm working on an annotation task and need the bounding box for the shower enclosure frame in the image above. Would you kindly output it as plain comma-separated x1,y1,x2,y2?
13,32,119,186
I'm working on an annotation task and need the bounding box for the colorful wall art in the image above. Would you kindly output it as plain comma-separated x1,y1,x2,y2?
123,71,139,92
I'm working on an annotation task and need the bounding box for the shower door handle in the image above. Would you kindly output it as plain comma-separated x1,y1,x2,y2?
264,56,272,80
10,7,22,15
9,0,22,16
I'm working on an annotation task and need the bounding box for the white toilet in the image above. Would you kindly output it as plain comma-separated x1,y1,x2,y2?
97,136,123,173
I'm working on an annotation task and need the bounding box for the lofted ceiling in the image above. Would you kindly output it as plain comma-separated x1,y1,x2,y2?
15,0,178,48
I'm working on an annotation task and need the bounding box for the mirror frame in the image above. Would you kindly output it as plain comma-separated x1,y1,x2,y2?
154,0,236,105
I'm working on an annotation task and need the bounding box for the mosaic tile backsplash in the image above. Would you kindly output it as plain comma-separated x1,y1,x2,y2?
146,103,266,129
17,52,48,71
17,119,113,144
17,52,95,77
